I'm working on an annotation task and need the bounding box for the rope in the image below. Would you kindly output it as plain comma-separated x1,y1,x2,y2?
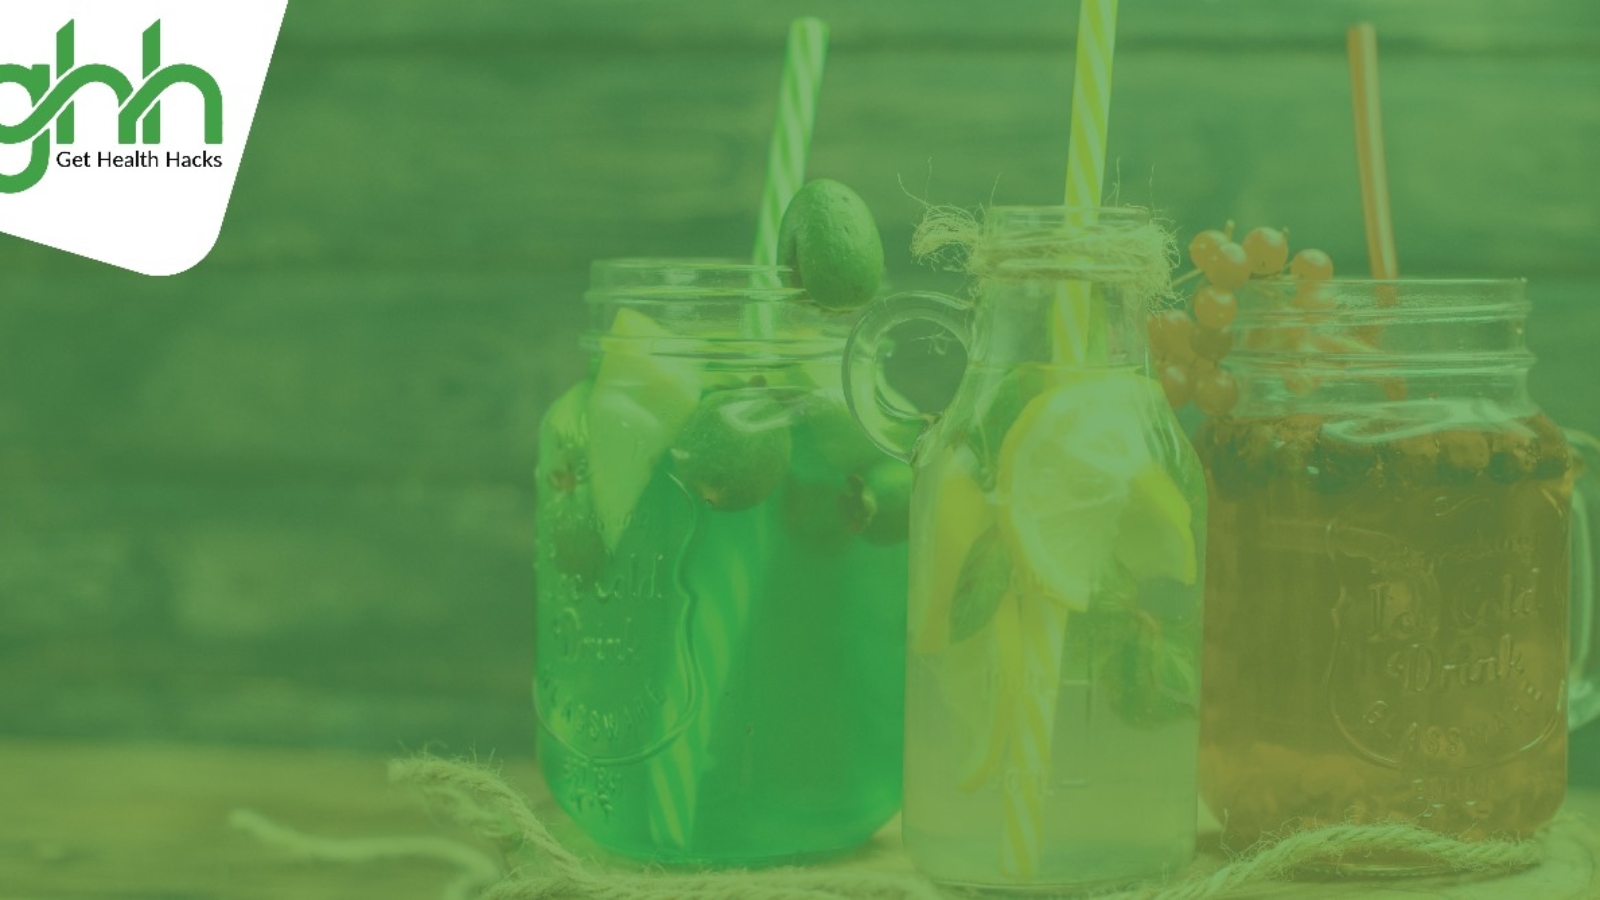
230,756,1598,900
910,204,1177,313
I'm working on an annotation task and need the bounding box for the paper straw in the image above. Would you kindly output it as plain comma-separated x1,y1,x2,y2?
1052,0,1119,364
648,18,826,835
1347,23,1398,281
1000,597,1073,881
1000,0,1120,882
752,18,829,266
1346,22,1402,374
1064,1,1117,214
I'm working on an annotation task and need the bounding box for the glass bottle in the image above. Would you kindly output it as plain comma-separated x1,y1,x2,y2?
846,208,1205,890
534,259,907,864
1195,278,1600,873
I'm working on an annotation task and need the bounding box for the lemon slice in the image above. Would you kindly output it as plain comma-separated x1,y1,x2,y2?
1115,463,1198,585
995,373,1197,609
585,309,706,548
909,445,991,654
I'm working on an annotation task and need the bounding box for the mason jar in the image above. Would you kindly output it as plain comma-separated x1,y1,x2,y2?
1195,278,1600,873
534,259,907,865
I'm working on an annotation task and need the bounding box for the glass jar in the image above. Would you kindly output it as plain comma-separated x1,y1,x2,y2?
1196,279,1600,872
534,260,907,864
846,208,1206,890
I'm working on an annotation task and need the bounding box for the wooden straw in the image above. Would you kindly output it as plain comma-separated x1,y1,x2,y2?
1347,23,1398,281
1345,22,1405,384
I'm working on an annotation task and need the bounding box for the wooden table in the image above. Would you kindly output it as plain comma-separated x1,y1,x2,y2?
1,738,1595,899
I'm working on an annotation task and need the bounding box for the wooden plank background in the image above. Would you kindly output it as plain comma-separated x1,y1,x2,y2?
1,0,1598,762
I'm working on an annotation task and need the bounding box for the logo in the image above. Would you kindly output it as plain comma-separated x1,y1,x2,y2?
1,21,224,194
0,2,287,275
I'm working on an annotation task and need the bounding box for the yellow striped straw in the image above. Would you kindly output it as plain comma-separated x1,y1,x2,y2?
1002,0,1120,882
752,17,829,266
1001,597,1074,881
1051,0,1120,367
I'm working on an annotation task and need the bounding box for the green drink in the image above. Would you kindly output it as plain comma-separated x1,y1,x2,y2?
535,260,906,864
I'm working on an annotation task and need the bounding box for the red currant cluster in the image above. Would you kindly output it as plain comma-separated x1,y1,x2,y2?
1149,222,1337,416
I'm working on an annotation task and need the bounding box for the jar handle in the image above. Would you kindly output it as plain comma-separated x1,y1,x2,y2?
842,291,973,462
1567,427,1600,732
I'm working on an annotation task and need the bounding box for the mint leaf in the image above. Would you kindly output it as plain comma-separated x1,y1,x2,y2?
1099,618,1201,729
948,526,1012,643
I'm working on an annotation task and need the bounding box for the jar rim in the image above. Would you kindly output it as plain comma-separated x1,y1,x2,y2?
1307,277,1526,287
582,257,846,362
588,257,798,296
1233,277,1530,326
591,257,795,276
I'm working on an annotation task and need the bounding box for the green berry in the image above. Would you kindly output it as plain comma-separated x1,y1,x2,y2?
670,389,793,511
801,403,886,477
859,460,913,545
777,179,885,311
781,478,873,548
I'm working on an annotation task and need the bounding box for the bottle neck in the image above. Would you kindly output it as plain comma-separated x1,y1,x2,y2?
947,205,1165,371
968,277,1148,369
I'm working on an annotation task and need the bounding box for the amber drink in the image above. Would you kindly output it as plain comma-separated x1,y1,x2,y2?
1195,280,1599,872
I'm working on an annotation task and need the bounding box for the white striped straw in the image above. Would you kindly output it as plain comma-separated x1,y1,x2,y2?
752,18,829,266
644,22,831,847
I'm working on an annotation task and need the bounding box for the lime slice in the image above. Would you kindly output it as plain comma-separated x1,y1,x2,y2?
995,373,1197,609
585,309,706,548
909,445,992,654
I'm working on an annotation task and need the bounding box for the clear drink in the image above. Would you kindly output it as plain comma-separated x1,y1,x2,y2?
846,208,1205,890
899,365,1205,888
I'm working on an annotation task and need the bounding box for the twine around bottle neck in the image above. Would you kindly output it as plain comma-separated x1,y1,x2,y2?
913,205,1176,368
911,205,1177,307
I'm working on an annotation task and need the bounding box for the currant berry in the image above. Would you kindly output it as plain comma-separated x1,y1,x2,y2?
1241,227,1289,276
1154,310,1197,363
1193,285,1238,331
1203,243,1252,290
1191,324,1234,361
1188,229,1227,269
1159,363,1192,409
1194,366,1240,416
1290,249,1334,282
